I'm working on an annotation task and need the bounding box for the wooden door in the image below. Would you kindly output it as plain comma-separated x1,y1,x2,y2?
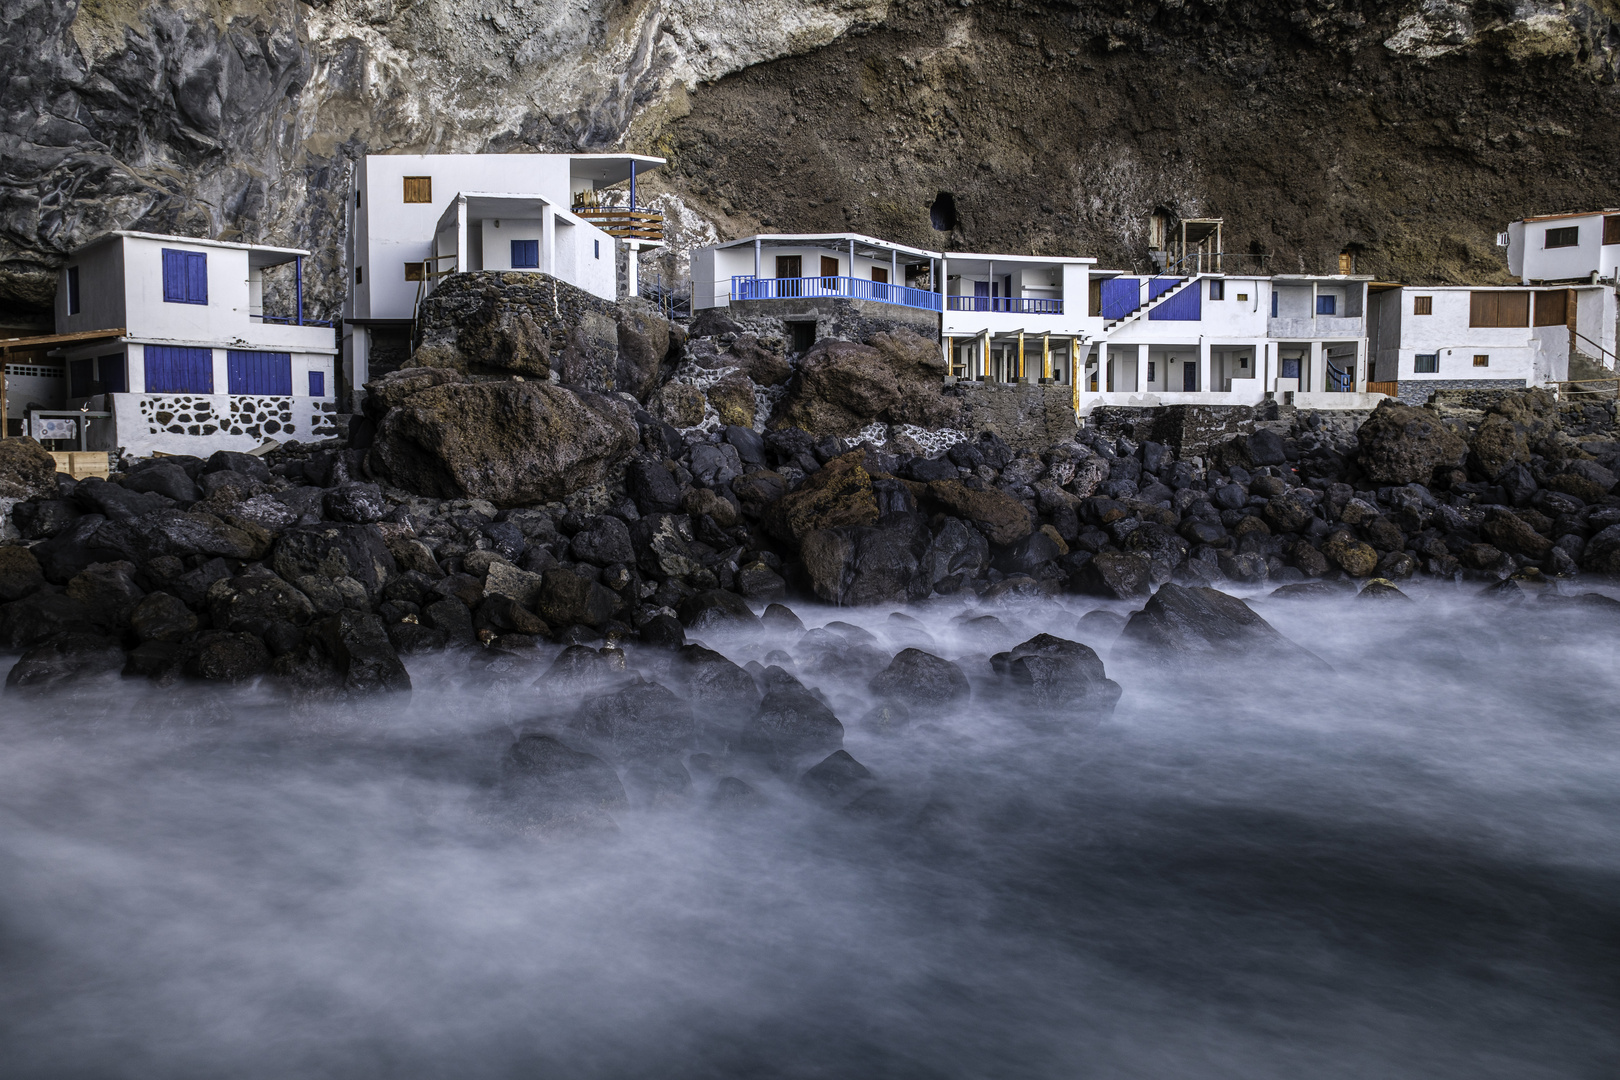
820,256,839,279
870,267,888,283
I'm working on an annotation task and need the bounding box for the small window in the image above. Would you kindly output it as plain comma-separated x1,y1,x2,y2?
404,262,425,282
1413,295,1432,315
594,239,600,260
1534,290,1568,326
99,353,127,394
1147,361,1156,383
1236,293,1248,302
1270,291,1279,317
511,239,539,269
1605,216,1620,246
161,249,208,305
1338,251,1355,274
356,189,362,208
1316,294,1337,315
1545,226,1579,249
1280,357,1301,380
1239,355,1249,369
66,266,80,315
1474,354,1490,367
309,370,325,397
1209,279,1224,300
1414,353,1439,373
355,265,363,285
70,358,94,398
403,176,432,203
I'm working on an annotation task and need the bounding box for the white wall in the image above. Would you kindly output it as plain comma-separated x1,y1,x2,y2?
56,239,126,333
479,217,546,271
1395,289,1537,382
1518,215,1605,282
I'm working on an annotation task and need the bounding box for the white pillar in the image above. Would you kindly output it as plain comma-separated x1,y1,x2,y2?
1355,338,1368,392
626,241,640,299
1309,340,1324,394
1136,343,1148,393
753,238,761,279
351,327,370,412
1096,341,1108,394
456,197,468,275
541,207,555,275
1198,338,1212,395
891,249,898,288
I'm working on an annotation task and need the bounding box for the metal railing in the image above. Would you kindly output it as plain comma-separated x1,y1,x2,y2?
258,314,335,328
571,206,664,242
945,295,1063,314
640,272,691,321
731,275,943,312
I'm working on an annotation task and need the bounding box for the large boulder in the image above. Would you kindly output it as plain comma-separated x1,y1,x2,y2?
272,523,397,603
4,633,126,693
773,329,956,436
990,634,1121,722
372,380,638,506
1355,400,1468,484
614,301,675,402
762,450,881,545
740,672,845,770
869,649,970,710
924,480,1035,547
570,678,695,762
313,610,412,694
800,520,933,606
0,545,46,602
1118,584,1301,660
0,437,57,500
498,734,628,833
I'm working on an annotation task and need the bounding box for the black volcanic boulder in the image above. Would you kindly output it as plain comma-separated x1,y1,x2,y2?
1118,584,1302,661
272,523,397,604
800,520,933,606
741,670,845,770
372,379,638,506
4,633,126,693
570,679,695,762
990,634,1121,722
773,329,957,436
869,649,970,710
1355,400,1468,484
499,734,628,833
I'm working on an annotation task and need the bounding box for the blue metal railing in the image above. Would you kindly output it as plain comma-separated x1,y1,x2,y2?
731,275,943,311
1327,360,1354,391
945,295,1063,314
261,315,336,328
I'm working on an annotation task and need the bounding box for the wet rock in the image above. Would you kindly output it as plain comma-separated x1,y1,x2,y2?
735,561,787,603
993,634,1123,722
537,569,620,630
920,516,990,589
741,671,845,770
207,570,316,636
1321,532,1379,577
203,450,272,484
761,603,806,633
423,598,478,646
571,515,635,566
312,610,412,694
639,613,686,649
12,498,82,541
499,734,628,833
676,643,761,727
323,483,388,524
0,545,46,602
0,591,97,648
272,523,397,603
188,631,272,683
75,477,174,522
1358,578,1411,601
1355,400,1468,484
477,595,550,636
711,775,765,809
678,589,760,633
1076,608,1128,646
482,560,545,609
571,678,695,761
1119,584,1300,660
801,520,932,606
631,513,706,581
774,330,954,435
535,644,620,700
1479,507,1552,559
1074,551,1154,599
4,633,126,693
1580,524,1620,577
869,648,970,709
800,750,874,802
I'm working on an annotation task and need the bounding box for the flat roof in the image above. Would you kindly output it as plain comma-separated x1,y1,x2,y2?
715,233,939,260
1519,209,1619,223
569,154,666,186
946,251,1096,266
69,231,309,267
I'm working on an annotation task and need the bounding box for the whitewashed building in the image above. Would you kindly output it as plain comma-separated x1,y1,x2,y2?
44,231,339,456
344,152,665,408
1505,210,1620,285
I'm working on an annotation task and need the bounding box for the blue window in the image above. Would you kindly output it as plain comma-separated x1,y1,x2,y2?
1316,294,1337,315
1270,291,1279,317
70,358,95,398
161,249,208,305
99,353,127,393
66,266,81,315
309,370,325,397
511,239,539,268
226,350,293,395
1208,278,1224,300
1280,357,1301,380
145,345,214,393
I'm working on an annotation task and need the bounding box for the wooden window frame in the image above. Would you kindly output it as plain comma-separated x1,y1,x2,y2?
1473,354,1490,367
1413,295,1432,315
404,262,425,282
1533,290,1569,327
402,176,432,204
1208,279,1224,301
819,255,840,279
1544,225,1579,249
1469,291,1529,328
1604,216,1620,246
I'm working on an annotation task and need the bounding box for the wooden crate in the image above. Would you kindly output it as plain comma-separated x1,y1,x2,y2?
49,451,110,480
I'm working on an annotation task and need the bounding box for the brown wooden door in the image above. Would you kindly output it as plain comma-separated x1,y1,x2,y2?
775,255,801,278
871,267,888,283
821,256,839,279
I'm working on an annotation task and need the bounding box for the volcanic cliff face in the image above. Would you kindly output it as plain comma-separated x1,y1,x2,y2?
2,0,1617,326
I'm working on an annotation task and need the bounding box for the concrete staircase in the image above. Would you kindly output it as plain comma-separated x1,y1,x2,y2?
1566,350,1618,399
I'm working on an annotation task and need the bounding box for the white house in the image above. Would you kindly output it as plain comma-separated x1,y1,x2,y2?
344,152,665,408
1505,210,1620,285
45,231,339,456
1369,284,1618,399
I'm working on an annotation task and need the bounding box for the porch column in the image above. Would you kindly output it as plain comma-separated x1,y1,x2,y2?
541,206,555,275
1137,343,1148,393
1198,338,1212,395
1017,330,1025,381
626,241,639,299
891,249,898,288
753,238,761,279
850,238,856,290
980,330,990,380
944,336,954,378
1354,339,1368,392
1042,334,1051,380
1309,341,1325,394
455,197,468,275
1096,341,1108,393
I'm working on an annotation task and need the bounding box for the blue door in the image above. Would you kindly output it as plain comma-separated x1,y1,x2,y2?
1182,362,1198,392
145,346,214,393
227,350,293,395
974,281,990,312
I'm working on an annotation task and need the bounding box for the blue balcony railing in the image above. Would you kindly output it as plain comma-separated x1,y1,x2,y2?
731,275,942,312
945,295,1064,314
259,314,336,328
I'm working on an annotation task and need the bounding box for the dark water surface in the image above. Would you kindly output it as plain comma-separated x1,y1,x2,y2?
2,587,1617,1078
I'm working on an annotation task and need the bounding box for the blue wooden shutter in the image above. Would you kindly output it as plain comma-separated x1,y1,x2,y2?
145,346,214,392
227,350,292,394
186,251,208,304
1100,278,1139,320
1316,294,1336,315
1271,291,1279,317
308,370,325,397
163,250,186,302
511,239,538,268
1150,283,1202,321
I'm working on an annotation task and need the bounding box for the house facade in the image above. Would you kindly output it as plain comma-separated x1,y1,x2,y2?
43,231,338,456
1505,210,1620,285
343,152,665,409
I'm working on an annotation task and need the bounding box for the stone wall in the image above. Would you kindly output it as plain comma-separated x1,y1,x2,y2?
1398,379,1529,406
946,381,1077,452
725,298,940,351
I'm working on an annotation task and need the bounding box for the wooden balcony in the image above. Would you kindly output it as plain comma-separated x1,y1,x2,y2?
570,206,664,243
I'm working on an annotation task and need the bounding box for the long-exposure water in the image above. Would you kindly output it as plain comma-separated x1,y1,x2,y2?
2,585,1617,1078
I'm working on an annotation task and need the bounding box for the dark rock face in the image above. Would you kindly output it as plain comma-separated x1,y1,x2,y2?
0,545,46,602
188,631,273,683
571,679,695,761
773,330,956,436
1119,584,1298,660
991,634,1122,722
677,589,760,633
0,439,57,500
1075,551,1154,599
5,633,126,693
869,649,969,710
314,611,412,694
1356,401,1469,484
372,379,639,506
763,450,881,545
800,750,874,802
924,480,1034,547
741,673,845,770
273,524,397,604
800,520,932,606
